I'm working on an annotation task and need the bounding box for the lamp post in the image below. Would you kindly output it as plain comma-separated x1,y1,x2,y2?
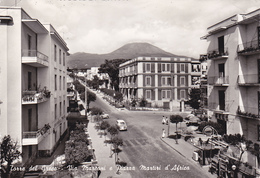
85,74,88,117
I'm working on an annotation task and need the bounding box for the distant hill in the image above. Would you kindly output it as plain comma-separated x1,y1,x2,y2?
67,42,190,69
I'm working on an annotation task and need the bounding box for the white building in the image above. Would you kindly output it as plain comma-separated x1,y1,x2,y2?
0,7,69,166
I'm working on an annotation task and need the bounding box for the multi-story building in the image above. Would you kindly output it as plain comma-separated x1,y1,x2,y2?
191,59,202,88
119,56,191,109
0,7,69,166
86,67,110,88
202,8,260,143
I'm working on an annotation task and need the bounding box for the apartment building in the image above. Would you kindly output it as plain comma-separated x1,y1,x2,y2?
0,7,69,166
119,57,191,109
202,8,260,143
191,59,202,88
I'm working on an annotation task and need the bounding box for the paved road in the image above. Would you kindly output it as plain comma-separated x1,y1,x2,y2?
89,92,212,178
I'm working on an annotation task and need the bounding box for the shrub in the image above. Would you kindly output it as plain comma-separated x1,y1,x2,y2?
90,107,103,115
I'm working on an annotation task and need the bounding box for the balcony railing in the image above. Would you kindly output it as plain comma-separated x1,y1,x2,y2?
208,102,229,112
237,40,260,55
237,74,260,86
207,48,228,60
22,49,49,67
22,90,50,104
22,124,51,145
208,76,229,86
237,106,260,119
22,50,48,62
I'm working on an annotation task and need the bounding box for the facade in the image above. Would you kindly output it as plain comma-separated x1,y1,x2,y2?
202,8,260,143
191,59,202,88
119,56,191,109
0,7,69,166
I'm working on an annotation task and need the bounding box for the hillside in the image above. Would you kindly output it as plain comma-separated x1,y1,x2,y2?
67,42,189,69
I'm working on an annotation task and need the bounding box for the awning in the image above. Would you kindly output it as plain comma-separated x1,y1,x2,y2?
22,19,48,34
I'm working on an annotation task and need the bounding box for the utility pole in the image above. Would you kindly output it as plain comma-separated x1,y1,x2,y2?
85,75,88,117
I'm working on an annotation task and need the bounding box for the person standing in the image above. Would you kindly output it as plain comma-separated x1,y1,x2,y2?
162,129,166,138
162,116,166,124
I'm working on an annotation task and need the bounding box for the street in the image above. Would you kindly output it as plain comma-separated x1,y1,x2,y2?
89,91,214,178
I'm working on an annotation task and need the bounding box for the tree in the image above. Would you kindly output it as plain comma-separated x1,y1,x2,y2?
0,135,21,177
107,125,119,139
139,97,147,107
80,90,96,110
91,107,103,115
98,59,129,91
100,121,110,140
186,88,201,110
170,115,183,143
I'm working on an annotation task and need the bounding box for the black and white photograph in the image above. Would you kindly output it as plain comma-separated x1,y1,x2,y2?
1,0,260,177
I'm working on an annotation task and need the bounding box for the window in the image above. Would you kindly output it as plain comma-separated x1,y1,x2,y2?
28,72,32,90
27,35,32,51
146,90,151,99
162,76,171,86
55,75,57,90
218,36,224,54
180,76,185,86
63,76,65,90
55,104,57,119
146,76,151,86
54,45,57,61
162,63,170,72
162,90,171,99
180,90,186,99
63,52,65,66
180,64,185,72
146,63,151,72
60,76,62,90
59,49,61,64
64,100,65,114
60,102,62,116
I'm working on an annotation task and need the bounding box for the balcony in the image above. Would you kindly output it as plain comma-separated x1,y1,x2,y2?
237,74,260,86
22,50,49,67
22,90,50,105
237,40,260,56
208,76,229,86
208,102,229,114
22,124,51,146
237,106,260,119
207,48,228,60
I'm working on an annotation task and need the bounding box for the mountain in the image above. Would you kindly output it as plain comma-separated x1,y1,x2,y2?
67,42,188,69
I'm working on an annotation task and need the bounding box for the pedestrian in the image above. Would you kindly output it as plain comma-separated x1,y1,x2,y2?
165,117,169,125
162,129,166,138
162,116,166,124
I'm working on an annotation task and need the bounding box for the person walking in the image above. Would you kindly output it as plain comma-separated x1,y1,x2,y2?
162,129,166,138
162,116,166,124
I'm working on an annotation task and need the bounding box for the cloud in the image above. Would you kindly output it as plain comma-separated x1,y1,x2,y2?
3,0,260,58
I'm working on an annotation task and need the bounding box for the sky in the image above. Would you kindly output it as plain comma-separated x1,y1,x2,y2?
1,0,260,58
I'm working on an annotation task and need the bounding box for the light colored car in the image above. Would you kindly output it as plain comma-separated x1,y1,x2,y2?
116,120,127,131
101,113,109,119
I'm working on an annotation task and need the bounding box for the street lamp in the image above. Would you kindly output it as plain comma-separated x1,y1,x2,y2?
85,74,88,117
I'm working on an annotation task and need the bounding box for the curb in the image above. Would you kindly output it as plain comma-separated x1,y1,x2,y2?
160,137,186,158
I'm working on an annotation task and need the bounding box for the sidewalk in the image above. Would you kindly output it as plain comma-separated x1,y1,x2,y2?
87,120,132,178
161,136,216,178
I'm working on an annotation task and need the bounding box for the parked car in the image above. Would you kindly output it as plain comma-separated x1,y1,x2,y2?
184,114,201,126
101,113,109,119
116,120,127,131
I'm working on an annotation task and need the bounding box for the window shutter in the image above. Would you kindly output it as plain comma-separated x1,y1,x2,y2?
151,63,155,73
152,75,155,86
143,63,146,73
177,89,180,100
177,63,180,73
158,89,161,100
158,76,161,86
171,63,174,73
177,76,180,86
185,63,188,73
152,90,155,100
172,89,174,100
143,75,146,86
158,63,161,73
186,76,188,87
